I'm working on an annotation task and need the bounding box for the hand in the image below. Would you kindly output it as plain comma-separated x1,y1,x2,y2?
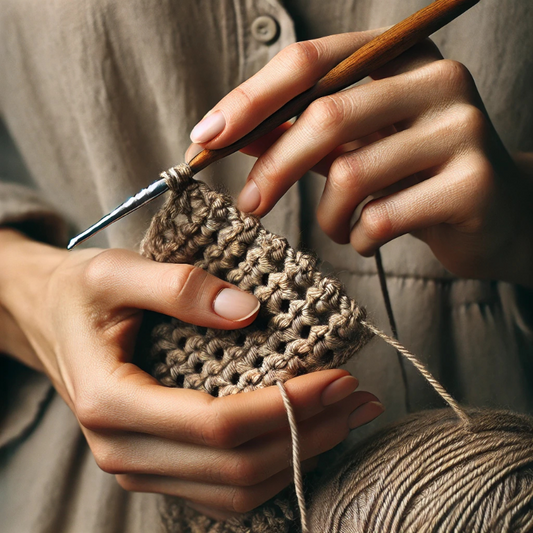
187,31,533,287
0,229,383,516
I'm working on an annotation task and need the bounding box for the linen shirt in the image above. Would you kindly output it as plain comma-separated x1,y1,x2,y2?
1,0,532,531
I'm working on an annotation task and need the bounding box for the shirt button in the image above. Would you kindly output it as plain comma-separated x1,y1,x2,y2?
251,15,280,44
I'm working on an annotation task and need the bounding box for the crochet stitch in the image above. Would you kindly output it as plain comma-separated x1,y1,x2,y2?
141,164,374,397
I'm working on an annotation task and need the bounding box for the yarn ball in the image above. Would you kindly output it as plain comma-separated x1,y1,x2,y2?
308,408,533,533
159,408,533,533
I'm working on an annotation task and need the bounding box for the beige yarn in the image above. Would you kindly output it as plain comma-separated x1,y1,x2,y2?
160,491,299,533
141,164,373,397
140,164,514,533
140,165,465,418
159,408,533,533
308,408,533,533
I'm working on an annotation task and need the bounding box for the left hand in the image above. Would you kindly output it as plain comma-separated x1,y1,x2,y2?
187,31,533,287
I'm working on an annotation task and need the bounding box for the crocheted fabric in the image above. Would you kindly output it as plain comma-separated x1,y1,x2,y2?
140,165,373,397
160,492,300,533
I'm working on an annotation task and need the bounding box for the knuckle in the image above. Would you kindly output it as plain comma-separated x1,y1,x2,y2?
92,440,122,475
255,150,281,183
455,105,487,140
115,474,140,492
75,390,111,431
223,455,261,487
230,487,260,514
306,96,345,132
201,408,239,449
161,265,207,307
360,202,393,243
281,40,320,72
230,84,255,115
461,214,486,235
434,59,473,92
328,153,364,192
81,249,122,290
466,156,495,194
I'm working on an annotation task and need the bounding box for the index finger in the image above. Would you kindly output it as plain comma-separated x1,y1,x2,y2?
77,364,355,449
191,31,382,150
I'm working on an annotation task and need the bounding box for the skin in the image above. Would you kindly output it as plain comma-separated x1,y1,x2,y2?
188,30,533,288
0,228,382,518
4,28,533,520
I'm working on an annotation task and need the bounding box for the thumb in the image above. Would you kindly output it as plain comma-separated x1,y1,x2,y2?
81,249,259,329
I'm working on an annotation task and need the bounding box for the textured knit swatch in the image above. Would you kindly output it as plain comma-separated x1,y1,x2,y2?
141,165,373,396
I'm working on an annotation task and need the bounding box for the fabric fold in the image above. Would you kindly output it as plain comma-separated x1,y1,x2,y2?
0,182,68,247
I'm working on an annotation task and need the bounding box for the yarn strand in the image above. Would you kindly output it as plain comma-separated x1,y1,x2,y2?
361,320,470,425
374,249,412,414
276,381,309,533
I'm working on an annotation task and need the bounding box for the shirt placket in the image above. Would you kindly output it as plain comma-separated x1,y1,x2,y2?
233,0,297,81
231,0,302,247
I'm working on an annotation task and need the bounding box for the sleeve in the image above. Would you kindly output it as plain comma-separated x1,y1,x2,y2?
0,130,65,449
0,181,68,247
0,117,68,247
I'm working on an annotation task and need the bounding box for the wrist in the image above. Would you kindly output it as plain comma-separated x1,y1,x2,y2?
0,228,66,309
0,229,66,368
0,303,43,371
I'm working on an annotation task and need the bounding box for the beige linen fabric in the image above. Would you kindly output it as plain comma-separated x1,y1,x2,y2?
0,0,532,531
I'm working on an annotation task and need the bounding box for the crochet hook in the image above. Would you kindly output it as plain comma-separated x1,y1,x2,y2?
68,0,479,250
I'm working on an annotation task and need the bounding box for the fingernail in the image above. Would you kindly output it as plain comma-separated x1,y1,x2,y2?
321,375,359,406
185,143,204,162
190,110,226,143
213,288,260,321
237,180,261,213
348,401,384,429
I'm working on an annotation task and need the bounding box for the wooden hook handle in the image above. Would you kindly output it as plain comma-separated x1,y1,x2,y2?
189,0,480,173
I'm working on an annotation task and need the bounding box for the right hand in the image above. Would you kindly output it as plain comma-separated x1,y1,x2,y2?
0,229,383,516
